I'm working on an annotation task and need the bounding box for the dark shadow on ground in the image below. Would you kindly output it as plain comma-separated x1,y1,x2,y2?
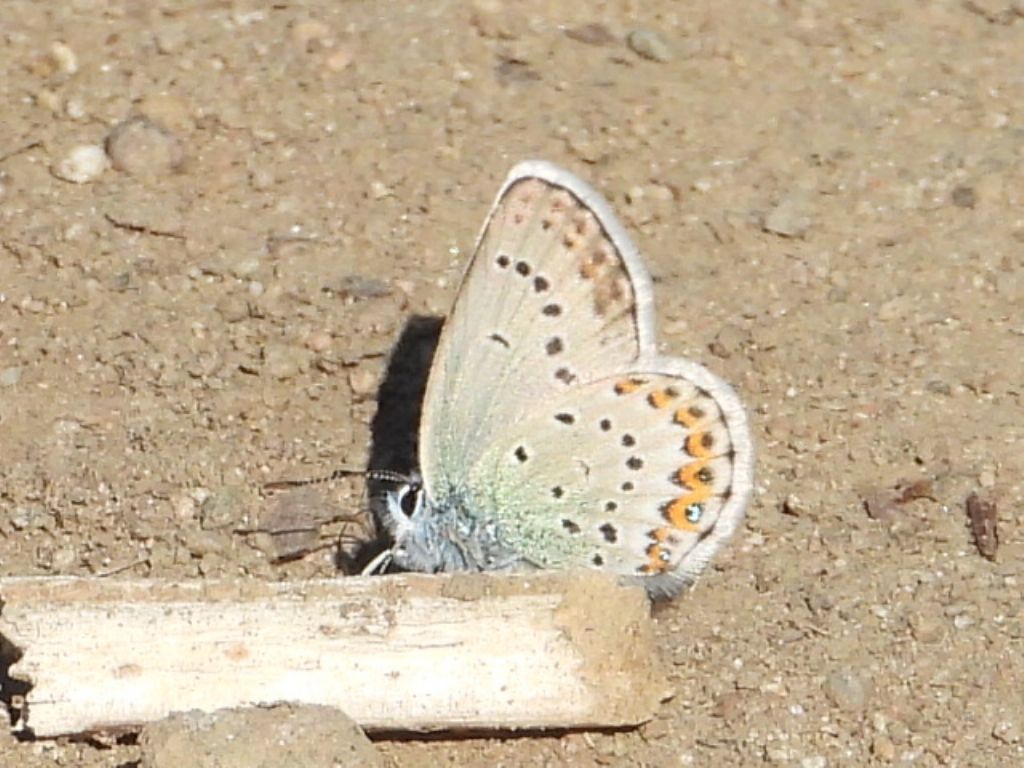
341,315,443,572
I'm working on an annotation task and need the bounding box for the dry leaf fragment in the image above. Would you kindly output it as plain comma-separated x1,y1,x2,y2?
966,492,998,560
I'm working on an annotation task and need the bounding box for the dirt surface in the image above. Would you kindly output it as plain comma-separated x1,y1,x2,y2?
138,704,385,768
1,1,1021,766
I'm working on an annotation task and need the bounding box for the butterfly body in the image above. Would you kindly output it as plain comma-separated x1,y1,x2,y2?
385,479,530,573
380,161,753,599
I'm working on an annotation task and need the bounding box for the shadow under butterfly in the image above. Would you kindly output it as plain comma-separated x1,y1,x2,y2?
258,316,442,573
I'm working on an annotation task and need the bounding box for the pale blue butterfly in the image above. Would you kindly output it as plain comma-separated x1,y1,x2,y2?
377,161,753,599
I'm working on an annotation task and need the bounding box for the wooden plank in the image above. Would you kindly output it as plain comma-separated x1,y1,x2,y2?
0,572,667,737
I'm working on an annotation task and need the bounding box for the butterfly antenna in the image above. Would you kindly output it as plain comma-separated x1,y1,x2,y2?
264,467,413,491
365,469,415,486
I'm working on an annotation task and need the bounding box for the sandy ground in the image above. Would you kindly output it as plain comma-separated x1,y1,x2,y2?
1,1,1022,766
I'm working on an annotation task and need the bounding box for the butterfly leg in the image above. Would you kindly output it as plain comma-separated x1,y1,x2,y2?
361,548,394,576
485,553,543,571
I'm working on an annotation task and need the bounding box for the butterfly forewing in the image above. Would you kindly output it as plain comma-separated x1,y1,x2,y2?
420,163,656,498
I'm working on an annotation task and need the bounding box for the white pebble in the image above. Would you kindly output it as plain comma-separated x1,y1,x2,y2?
952,614,975,630
65,97,87,120
627,29,673,62
764,193,812,238
0,367,23,387
370,180,392,199
50,41,78,74
325,46,354,72
53,144,108,183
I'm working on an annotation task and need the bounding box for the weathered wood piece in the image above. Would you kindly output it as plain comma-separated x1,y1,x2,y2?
0,572,666,737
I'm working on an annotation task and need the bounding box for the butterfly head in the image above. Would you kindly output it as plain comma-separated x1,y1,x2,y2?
379,475,464,573
379,476,521,574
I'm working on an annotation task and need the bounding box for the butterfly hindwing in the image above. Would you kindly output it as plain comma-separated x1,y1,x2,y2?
466,364,752,591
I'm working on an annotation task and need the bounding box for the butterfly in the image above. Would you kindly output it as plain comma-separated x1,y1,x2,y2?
377,161,753,599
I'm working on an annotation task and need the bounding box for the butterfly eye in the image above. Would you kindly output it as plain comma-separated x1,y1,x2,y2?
398,484,420,517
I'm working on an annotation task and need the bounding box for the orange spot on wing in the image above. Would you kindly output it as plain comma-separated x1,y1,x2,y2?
677,458,712,489
665,490,712,530
685,431,714,459
614,377,646,395
674,404,707,428
643,543,671,573
674,407,697,428
647,387,678,409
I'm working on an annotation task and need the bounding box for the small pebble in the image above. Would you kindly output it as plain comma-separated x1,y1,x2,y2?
201,486,246,530
336,275,391,299
709,324,747,359
171,493,197,522
627,29,673,62
229,256,261,279
264,344,306,380
250,166,276,191
909,614,944,644
781,493,806,517
261,489,336,561
640,717,670,741
105,116,184,177
304,330,333,353
186,349,222,379
49,41,78,74
0,367,22,387
951,185,976,208
952,613,975,630
324,47,354,72
966,491,999,560
566,134,604,164
53,144,108,183
214,294,250,324
565,23,616,46
183,529,229,558
763,194,812,238
872,736,897,761
824,669,872,712
711,691,745,721
51,545,78,571
370,180,392,199
65,97,87,120
348,366,378,398
925,379,952,395
992,720,1021,744
470,0,526,40
38,89,61,112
